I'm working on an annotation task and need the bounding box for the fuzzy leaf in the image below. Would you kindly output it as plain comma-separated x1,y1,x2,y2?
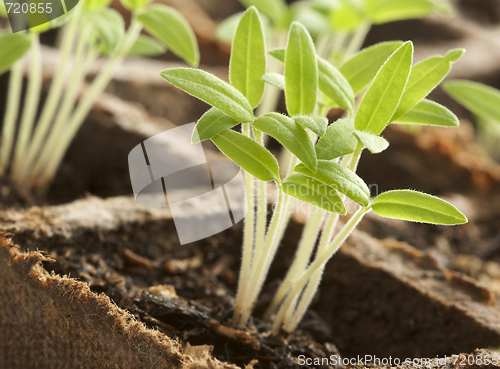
239,0,287,24
128,35,166,56
269,48,285,63
443,80,500,123
283,173,346,214
393,48,464,120
366,0,436,24
262,72,285,90
393,99,459,127
339,41,404,94
84,8,124,53
315,118,357,160
212,129,280,183
371,190,468,225
318,57,354,112
230,7,266,108
295,160,370,206
161,68,254,123
138,5,199,66
216,12,244,44
191,108,239,143
354,41,413,135
353,130,389,154
293,115,328,137
285,22,318,116
0,33,31,75
253,112,317,172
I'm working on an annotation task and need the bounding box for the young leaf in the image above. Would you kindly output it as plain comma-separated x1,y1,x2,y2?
294,115,328,137
230,6,266,108
191,108,239,144
253,112,317,172
392,48,464,120
285,22,318,116
354,41,413,135
295,160,370,206
283,173,346,214
353,130,389,154
0,33,31,75
211,129,280,183
0,1,7,17
318,57,354,112
138,5,199,66
443,80,500,123
315,118,357,160
339,41,404,94
329,0,365,32
262,73,285,90
128,35,166,56
366,0,436,24
239,0,287,24
84,0,112,10
120,0,152,11
269,48,285,63
216,12,244,44
84,8,124,53
393,99,459,127
371,190,468,225
160,68,254,123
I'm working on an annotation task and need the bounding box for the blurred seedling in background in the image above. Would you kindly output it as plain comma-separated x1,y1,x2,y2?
444,81,500,161
161,6,468,334
0,0,199,196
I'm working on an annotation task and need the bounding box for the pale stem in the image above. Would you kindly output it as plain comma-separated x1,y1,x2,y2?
237,189,287,328
34,20,143,192
12,33,42,185
23,9,80,174
233,122,256,327
253,129,268,255
0,60,24,175
271,206,370,335
342,19,371,64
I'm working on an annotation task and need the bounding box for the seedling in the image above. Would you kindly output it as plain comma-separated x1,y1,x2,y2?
0,0,199,195
161,6,467,334
443,80,500,160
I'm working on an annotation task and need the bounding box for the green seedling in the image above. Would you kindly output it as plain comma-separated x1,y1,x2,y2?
444,80,500,160
161,6,467,334
0,0,199,195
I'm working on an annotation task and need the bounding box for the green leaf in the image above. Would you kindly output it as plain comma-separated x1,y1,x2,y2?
366,0,436,24
3,32,29,52
138,5,199,66
84,0,111,10
216,12,244,44
353,130,389,154
318,57,354,112
269,48,285,63
285,22,318,116
120,0,152,11
128,35,166,56
315,118,357,160
292,5,331,36
295,160,370,206
283,173,346,214
339,41,404,94
354,41,413,135
0,1,7,17
239,0,287,24
160,68,254,123
293,115,328,137
393,48,464,120
329,0,365,31
191,108,239,143
230,6,266,109
371,190,468,225
84,8,124,53
443,80,500,123
0,33,31,75
262,72,285,90
393,99,459,127
253,112,317,172
212,129,280,183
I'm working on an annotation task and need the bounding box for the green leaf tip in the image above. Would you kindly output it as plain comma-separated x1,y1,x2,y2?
354,130,389,154
371,190,468,225
445,48,465,63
